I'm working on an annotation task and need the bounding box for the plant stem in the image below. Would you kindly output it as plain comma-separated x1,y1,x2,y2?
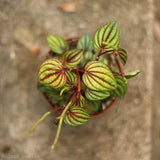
96,49,102,60
51,106,64,113
64,91,76,106
51,91,77,150
96,49,114,60
76,70,81,94
51,101,71,150
112,71,123,76
64,68,84,73
116,59,124,76
71,68,84,73
25,111,51,136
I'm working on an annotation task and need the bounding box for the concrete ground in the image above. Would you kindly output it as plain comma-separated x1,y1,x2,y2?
152,0,160,159
0,0,159,160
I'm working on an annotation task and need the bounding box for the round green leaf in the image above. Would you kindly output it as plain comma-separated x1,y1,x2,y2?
110,74,127,98
71,94,85,108
115,49,128,65
85,89,110,101
77,34,93,51
60,71,78,95
93,21,119,52
62,49,83,68
64,107,90,126
47,35,69,54
65,71,78,85
38,58,67,88
82,61,117,91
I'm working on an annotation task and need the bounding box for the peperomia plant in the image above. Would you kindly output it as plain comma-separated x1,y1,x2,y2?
26,21,140,149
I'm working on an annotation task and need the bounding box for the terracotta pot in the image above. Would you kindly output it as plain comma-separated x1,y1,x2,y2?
40,36,120,118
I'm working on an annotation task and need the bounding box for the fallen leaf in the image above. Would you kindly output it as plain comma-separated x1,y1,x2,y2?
14,29,40,55
58,2,76,13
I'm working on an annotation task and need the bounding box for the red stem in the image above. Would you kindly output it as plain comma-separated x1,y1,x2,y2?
70,90,77,102
64,68,84,73
112,71,124,77
71,68,84,73
43,93,61,115
51,106,63,114
116,59,124,76
76,70,81,94
112,71,121,75
96,49,102,61
96,50,114,60
64,91,76,106
52,91,78,115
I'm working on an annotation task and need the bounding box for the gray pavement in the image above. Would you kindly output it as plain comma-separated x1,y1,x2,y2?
0,0,159,160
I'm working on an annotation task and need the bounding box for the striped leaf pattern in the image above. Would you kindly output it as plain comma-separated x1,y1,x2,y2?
47,35,69,54
38,58,67,88
62,49,84,68
65,71,78,85
82,61,117,91
110,75,127,98
72,94,85,108
85,89,110,101
93,21,119,52
115,49,127,65
77,34,93,51
60,71,78,95
64,107,90,126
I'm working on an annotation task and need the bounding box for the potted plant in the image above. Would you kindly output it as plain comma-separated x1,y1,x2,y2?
26,21,140,149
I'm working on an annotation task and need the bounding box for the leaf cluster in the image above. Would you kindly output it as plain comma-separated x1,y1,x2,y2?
27,21,140,150
38,22,139,125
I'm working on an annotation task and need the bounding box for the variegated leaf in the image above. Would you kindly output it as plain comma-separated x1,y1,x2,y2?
77,34,93,51
93,21,119,52
60,71,78,96
65,71,78,85
85,89,110,101
64,107,90,126
72,94,85,108
110,74,127,98
62,49,83,68
47,35,69,54
38,58,67,88
115,49,127,65
82,61,117,91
